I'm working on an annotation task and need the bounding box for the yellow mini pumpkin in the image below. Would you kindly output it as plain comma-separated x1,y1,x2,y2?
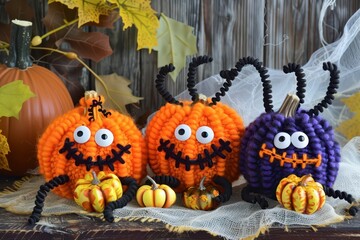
183,176,220,210
136,176,176,208
276,174,326,214
74,171,123,212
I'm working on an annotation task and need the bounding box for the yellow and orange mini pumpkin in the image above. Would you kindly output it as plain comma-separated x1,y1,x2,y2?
183,176,220,210
146,56,245,202
28,91,147,224
74,171,123,213
136,176,177,208
276,174,326,214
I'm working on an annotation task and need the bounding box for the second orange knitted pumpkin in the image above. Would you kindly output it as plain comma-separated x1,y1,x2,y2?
146,56,244,203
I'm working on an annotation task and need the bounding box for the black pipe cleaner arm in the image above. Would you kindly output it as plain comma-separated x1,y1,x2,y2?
213,175,233,203
155,64,181,105
241,185,269,209
145,175,180,189
187,55,213,102
283,63,306,105
210,68,239,105
308,62,340,116
322,185,358,216
234,57,273,112
28,175,70,225
103,177,138,222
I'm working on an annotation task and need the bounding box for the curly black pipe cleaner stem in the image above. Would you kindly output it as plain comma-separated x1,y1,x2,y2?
145,175,180,189
308,62,340,116
213,176,232,203
323,185,358,216
283,63,306,105
28,175,70,225
241,185,269,209
103,177,138,222
155,64,181,105
187,55,213,102
210,68,239,105
235,56,273,112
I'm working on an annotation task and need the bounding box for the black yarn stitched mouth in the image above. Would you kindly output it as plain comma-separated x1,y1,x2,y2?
157,138,232,171
59,138,131,171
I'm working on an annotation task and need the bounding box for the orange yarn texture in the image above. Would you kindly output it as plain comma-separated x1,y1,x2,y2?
37,91,147,199
146,99,244,192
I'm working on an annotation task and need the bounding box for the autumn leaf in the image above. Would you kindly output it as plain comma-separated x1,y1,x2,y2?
0,130,10,171
336,92,360,140
154,14,197,81
0,80,35,119
109,0,159,50
48,0,112,26
57,31,113,62
95,73,143,114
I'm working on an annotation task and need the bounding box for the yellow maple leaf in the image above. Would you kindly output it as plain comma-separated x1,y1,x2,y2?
49,0,112,26
95,73,143,114
336,92,360,140
0,130,11,171
109,0,159,50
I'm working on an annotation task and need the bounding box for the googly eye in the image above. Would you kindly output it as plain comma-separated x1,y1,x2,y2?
196,126,214,144
95,129,114,147
274,132,291,149
74,126,91,144
174,124,191,141
291,131,309,149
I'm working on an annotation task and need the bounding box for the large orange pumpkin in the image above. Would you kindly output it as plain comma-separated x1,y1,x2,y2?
28,91,147,224
146,56,245,202
0,20,74,176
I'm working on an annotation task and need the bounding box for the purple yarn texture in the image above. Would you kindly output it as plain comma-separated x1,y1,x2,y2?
239,109,341,198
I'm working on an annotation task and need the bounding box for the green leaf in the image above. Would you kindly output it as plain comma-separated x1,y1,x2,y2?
0,80,35,119
95,73,143,115
154,14,198,81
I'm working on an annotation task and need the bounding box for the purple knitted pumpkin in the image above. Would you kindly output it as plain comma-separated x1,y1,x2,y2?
236,59,357,215
240,102,340,198
240,61,340,196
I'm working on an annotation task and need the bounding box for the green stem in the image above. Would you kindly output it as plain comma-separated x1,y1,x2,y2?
199,176,206,191
146,175,159,190
91,171,100,185
40,18,79,40
30,46,122,113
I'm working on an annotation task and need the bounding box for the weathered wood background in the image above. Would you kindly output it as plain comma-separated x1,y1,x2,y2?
36,0,360,122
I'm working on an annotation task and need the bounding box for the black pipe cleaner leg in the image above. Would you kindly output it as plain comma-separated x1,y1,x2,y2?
322,185,358,216
241,185,269,209
213,175,232,203
28,175,70,225
103,177,138,223
145,175,180,189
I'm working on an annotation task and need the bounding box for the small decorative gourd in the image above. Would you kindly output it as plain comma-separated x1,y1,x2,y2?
276,174,326,214
183,176,220,210
136,176,176,208
28,91,147,224
74,171,123,212
146,56,246,203
0,19,74,176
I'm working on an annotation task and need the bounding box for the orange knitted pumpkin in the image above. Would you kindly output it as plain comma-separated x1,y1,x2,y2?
29,90,147,224
146,56,244,202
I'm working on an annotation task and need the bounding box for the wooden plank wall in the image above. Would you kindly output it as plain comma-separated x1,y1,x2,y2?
90,0,360,122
